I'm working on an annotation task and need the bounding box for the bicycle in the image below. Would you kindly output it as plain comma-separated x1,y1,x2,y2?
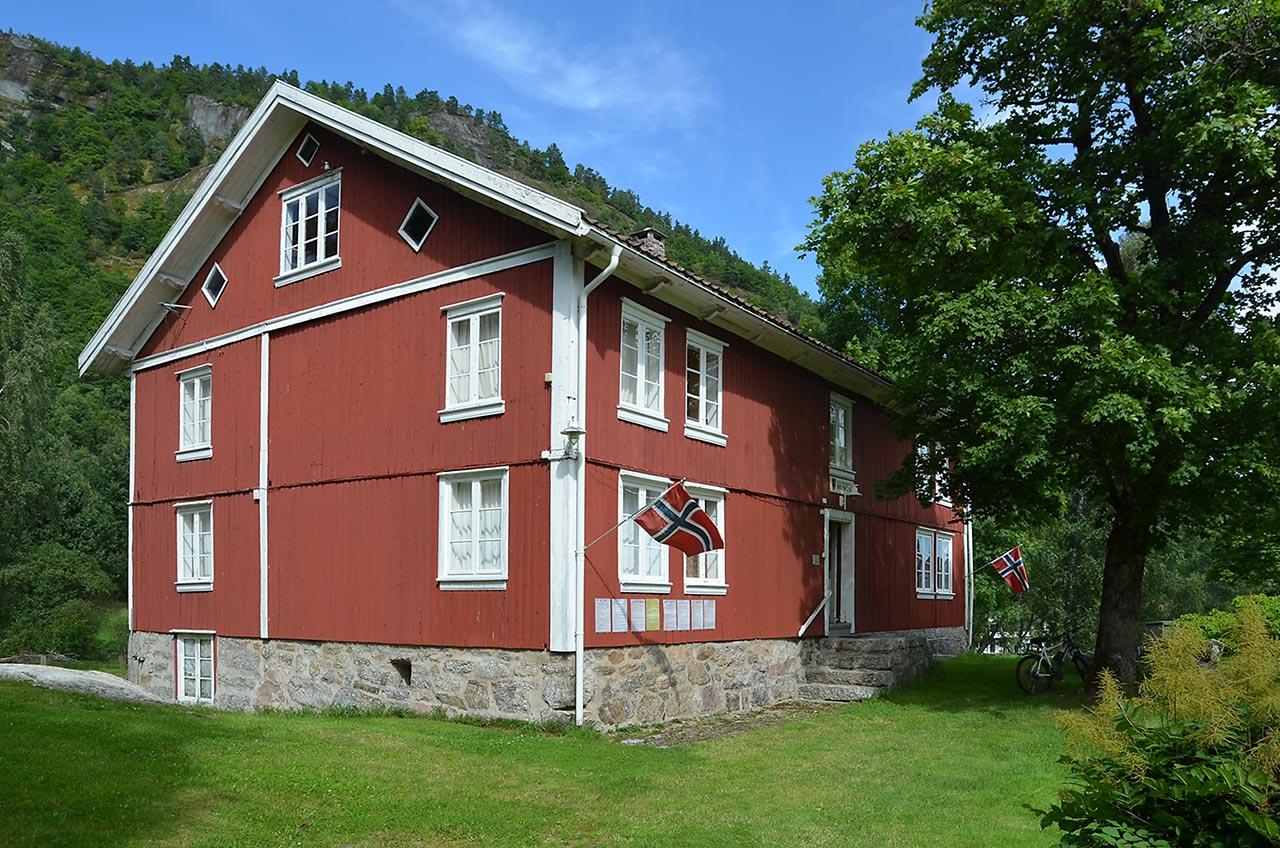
1015,631,1092,694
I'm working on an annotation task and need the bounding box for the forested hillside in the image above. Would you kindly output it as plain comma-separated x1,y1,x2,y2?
0,31,821,657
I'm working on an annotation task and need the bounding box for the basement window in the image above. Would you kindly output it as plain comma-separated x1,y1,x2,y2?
399,197,439,252
201,263,227,308
296,133,320,166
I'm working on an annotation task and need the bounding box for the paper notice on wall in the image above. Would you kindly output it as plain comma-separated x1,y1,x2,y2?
677,599,691,631
704,599,716,630
611,599,628,633
631,599,646,632
646,598,661,631
663,600,677,631
594,598,611,633
691,599,705,630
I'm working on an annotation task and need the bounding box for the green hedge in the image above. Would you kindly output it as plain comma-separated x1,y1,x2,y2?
1176,594,1280,649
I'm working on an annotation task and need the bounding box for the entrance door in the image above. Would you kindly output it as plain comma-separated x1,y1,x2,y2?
824,511,855,631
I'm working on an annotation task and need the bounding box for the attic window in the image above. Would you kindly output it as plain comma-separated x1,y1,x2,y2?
296,133,320,167
399,198,439,252
202,264,227,308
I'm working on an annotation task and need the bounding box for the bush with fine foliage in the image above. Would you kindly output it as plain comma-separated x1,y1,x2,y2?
1041,601,1280,846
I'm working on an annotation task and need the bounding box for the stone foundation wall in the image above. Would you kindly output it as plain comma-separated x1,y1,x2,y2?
128,630,805,729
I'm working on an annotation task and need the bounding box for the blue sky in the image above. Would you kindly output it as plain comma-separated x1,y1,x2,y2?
8,1,940,297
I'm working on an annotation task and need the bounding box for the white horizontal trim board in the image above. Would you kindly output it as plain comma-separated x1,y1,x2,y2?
131,242,557,373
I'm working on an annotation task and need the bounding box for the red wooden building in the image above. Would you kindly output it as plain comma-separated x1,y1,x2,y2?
80,83,970,726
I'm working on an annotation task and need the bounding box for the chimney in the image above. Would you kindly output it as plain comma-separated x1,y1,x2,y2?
631,227,667,259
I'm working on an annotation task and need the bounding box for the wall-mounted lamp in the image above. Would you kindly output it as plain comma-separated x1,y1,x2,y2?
561,420,586,460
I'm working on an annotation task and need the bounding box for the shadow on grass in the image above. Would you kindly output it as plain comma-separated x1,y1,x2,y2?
880,653,1090,717
0,682,245,848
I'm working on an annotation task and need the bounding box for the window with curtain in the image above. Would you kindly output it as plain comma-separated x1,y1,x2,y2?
441,294,504,422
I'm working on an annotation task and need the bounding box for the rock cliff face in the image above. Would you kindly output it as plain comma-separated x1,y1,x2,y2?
185,94,250,145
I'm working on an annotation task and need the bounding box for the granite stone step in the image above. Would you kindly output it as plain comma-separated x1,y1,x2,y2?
802,667,898,687
797,682,883,702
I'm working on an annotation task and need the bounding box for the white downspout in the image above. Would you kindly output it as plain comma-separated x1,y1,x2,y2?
575,244,621,726
965,517,975,649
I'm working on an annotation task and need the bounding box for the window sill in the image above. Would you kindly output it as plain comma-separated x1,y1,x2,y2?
176,581,213,593
617,405,669,432
684,583,728,596
619,580,672,594
917,591,955,600
438,577,507,591
439,399,505,423
176,447,212,463
829,466,857,483
684,424,727,447
274,256,342,288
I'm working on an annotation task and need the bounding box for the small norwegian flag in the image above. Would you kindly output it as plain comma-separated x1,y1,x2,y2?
992,546,1030,594
635,482,725,558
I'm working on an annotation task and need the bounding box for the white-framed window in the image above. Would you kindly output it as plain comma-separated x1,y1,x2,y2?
916,527,955,599
618,298,670,432
683,483,727,594
399,197,439,252
176,633,214,702
829,393,854,478
618,471,672,593
440,293,504,422
176,501,213,592
685,330,727,446
177,364,212,462
277,171,342,286
916,442,953,506
201,263,227,308
438,467,508,590
296,132,320,167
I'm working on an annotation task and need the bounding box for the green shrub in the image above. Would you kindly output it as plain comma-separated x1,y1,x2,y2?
1176,594,1280,650
1041,601,1280,846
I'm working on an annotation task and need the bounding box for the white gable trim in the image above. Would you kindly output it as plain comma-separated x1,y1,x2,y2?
131,241,556,373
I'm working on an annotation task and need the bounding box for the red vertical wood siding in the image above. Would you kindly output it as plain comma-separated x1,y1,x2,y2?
132,494,260,636
267,261,551,487
133,340,261,505
268,465,548,648
580,278,964,643
138,123,549,359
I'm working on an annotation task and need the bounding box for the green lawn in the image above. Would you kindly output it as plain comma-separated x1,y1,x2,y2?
0,653,1084,847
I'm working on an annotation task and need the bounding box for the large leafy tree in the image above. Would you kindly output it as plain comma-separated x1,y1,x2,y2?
805,0,1280,683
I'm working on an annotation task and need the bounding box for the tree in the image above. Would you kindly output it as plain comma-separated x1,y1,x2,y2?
804,0,1280,684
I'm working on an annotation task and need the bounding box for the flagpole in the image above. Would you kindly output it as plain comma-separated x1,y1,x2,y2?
581,477,686,553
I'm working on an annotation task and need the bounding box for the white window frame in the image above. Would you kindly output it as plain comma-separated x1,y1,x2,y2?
829,393,854,481
684,330,727,446
176,364,212,462
916,527,955,599
682,482,727,595
295,132,320,167
176,501,213,592
276,170,343,287
618,298,670,432
437,467,509,590
440,293,505,423
618,470,672,594
201,262,227,308
174,632,215,703
398,197,439,252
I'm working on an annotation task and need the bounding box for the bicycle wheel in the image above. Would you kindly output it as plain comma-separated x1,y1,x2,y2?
1016,654,1054,695
1073,651,1092,682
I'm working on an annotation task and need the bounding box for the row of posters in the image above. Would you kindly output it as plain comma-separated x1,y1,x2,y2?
593,598,718,633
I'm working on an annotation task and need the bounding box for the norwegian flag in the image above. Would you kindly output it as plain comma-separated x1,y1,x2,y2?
635,482,724,557
992,546,1030,594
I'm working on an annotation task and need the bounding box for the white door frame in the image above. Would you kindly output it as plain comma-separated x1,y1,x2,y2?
822,509,856,633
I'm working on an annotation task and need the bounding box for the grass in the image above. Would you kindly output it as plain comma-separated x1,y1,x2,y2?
0,653,1086,847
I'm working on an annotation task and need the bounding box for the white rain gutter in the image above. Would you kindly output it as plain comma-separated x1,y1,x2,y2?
575,244,622,726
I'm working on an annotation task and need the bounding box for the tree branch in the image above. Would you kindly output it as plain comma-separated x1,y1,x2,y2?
1190,239,1280,327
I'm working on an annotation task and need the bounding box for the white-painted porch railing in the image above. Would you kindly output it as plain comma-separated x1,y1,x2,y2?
798,591,831,638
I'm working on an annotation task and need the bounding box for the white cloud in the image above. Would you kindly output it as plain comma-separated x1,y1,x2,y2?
389,0,708,129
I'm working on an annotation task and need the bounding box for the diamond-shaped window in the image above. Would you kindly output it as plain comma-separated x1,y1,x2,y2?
202,263,227,308
399,198,439,252
296,133,320,167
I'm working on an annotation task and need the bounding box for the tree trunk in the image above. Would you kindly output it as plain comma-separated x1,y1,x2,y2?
1092,514,1148,686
